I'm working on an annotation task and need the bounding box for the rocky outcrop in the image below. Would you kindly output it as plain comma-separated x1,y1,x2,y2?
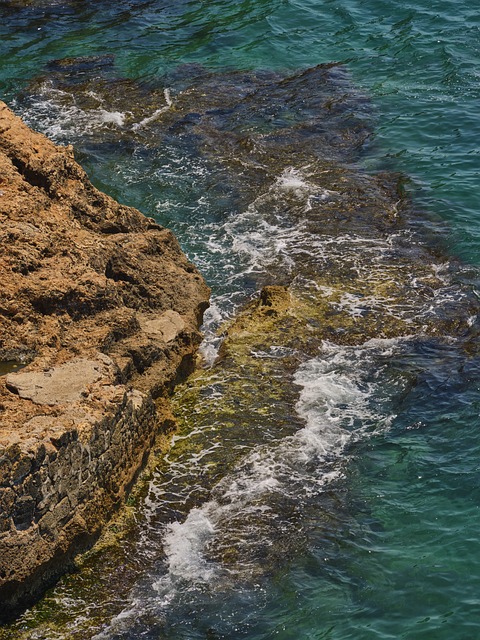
0,101,210,618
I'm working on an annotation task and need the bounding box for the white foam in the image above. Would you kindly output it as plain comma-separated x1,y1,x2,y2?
217,167,339,282
132,88,173,130
161,507,218,584
275,167,338,200
16,85,128,141
97,108,125,125
199,340,222,366
275,167,312,191
16,83,174,142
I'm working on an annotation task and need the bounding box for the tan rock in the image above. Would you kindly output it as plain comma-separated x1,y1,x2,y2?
138,310,187,343
5,359,104,405
0,100,210,617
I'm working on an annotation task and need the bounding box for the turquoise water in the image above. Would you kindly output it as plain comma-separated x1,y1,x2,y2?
1,0,480,638
2,0,479,260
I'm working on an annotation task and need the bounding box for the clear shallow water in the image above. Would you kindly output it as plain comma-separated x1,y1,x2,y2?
1,0,480,638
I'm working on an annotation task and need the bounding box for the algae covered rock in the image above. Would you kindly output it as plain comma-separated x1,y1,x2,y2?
2,60,480,634
16,59,480,586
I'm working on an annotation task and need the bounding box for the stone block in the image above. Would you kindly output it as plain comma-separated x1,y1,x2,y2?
0,457,11,486
13,496,35,531
0,487,15,511
38,511,57,540
52,497,72,528
11,454,32,485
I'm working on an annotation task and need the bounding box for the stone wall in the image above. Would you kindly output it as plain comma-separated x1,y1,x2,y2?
0,378,158,612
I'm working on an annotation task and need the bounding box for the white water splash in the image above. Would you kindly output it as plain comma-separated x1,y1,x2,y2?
14,83,128,141
132,88,173,130
153,338,405,584
162,508,217,584
275,166,338,204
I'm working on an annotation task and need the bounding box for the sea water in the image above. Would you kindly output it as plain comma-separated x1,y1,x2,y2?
1,0,480,638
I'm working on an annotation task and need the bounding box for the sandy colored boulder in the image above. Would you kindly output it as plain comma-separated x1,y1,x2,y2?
0,101,209,618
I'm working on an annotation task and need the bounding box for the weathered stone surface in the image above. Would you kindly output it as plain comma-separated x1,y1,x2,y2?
5,359,103,405
0,101,210,618
138,310,187,343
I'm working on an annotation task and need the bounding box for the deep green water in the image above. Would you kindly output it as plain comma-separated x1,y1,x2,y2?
1,0,480,638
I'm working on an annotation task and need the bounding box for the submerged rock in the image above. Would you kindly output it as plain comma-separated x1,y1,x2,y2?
0,101,209,618
109,66,479,583
3,62,480,636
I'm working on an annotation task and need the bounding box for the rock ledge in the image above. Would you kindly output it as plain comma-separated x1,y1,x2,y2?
0,101,210,618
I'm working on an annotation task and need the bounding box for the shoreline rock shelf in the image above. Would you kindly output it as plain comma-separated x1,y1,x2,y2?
0,101,210,618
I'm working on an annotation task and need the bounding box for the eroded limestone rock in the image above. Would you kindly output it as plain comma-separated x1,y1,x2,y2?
6,359,104,405
0,100,209,618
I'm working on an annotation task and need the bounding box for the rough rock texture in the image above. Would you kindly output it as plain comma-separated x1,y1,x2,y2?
0,101,210,618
